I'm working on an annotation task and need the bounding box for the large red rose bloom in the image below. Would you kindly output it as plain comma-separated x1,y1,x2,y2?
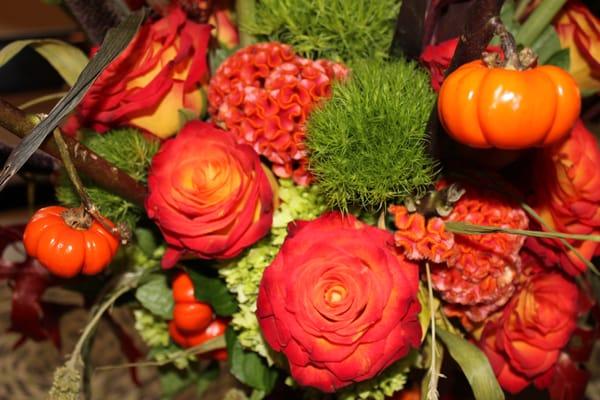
146,121,274,267
257,213,421,392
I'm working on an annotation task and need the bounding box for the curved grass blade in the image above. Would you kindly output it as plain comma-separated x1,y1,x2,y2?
437,328,505,400
0,9,146,193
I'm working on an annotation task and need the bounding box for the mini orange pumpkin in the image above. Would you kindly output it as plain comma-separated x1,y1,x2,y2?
23,206,119,278
438,60,581,149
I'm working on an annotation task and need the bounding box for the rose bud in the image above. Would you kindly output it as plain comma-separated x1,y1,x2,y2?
478,272,579,394
529,119,600,275
146,121,274,268
555,1,600,94
66,7,211,139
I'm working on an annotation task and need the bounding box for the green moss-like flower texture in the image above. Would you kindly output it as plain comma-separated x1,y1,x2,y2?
306,59,438,211
56,129,159,228
244,0,400,62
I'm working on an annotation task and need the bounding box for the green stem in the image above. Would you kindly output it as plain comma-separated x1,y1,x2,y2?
515,0,566,46
514,0,532,21
19,92,67,110
236,0,256,47
93,335,226,372
445,221,600,242
65,273,141,371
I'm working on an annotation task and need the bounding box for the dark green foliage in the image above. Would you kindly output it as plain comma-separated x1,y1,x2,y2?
244,0,400,62
306,59,438,211
56,128,159,228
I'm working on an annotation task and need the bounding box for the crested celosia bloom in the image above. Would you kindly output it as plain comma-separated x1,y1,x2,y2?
208,42,348,185
529,120,600,275
478,271,579,394
434,184,529,322
389,204,454,263
390,183,529,323
555,1,600,93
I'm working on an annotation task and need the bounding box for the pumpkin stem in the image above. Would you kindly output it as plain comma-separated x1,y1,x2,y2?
486,17,537,71
62,206,93,230
52,129,130,244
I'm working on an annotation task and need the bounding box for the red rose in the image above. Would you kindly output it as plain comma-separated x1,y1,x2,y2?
146,121,274,267
420,38,501,91
479,272,579,394
529,119,600,275
257,213,421,392
68,7,211,139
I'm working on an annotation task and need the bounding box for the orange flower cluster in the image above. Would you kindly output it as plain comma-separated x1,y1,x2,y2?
478,268,579,394
208,42,348,185
390,183,529,322
528,120,600,275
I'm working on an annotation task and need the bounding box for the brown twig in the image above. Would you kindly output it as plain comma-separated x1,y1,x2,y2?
0,98,147,206
52,130,131,244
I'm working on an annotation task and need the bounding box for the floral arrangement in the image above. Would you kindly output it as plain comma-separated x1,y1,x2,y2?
0,0,599,399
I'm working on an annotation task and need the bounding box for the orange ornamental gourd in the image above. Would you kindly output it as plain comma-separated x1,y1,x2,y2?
23,206,119,278
438,23,581,149
169,271,228,360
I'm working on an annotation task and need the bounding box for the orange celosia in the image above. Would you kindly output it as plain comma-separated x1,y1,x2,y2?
390,183,529,323
208,42,347,185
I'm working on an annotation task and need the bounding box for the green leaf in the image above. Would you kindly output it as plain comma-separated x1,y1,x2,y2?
530,25,561,64
187,268,238,316
226,328,278,393
0,9,146,193
437,329,505,400
545,48,570,71
135,227,157,257
516,0,567,46
0,39,88,86
159,364,219,400
135,274,174,319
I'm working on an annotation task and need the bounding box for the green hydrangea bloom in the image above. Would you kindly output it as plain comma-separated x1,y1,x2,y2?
133,309,195,370
220,179,327,362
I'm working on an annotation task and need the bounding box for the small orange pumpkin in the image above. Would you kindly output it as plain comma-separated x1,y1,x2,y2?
438,60,581,149
23,206,119,278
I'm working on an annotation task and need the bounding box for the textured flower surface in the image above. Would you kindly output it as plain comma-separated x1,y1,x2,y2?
67,7,211,139
529,119,600,275
146,121,273,267
390,183,528,323
555,1,600,93
433,184,528,322
256,212,421,392
389,205,454,264
208,42,347,185
478,271,579,394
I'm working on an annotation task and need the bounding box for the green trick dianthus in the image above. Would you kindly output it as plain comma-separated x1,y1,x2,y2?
56,129,159,228
306,59,438,212
243,0,399,62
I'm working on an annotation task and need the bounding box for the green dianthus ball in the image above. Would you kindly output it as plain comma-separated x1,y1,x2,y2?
306,59,439,211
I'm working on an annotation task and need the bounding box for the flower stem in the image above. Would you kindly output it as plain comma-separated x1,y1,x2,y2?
52,129,129,243
425,263,440,400
236,0,256,46
515,0,566,46
93,335,226,372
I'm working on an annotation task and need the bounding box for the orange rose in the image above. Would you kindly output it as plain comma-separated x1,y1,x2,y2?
479,272,579,394
145,121,274,267
529,119,600,274
70,7,211,139
555,1,600,93
257,213,421,392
